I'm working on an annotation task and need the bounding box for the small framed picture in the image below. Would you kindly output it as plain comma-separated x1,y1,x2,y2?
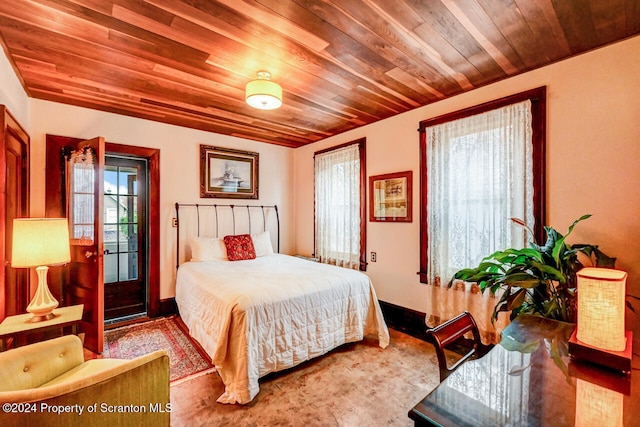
200,145,259,199
369,171,412,222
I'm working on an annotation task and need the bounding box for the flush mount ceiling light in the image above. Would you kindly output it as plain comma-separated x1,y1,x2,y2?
245,71,282,110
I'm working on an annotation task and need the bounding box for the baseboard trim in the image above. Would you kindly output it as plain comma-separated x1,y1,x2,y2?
159,298,178,317
379,300,429,342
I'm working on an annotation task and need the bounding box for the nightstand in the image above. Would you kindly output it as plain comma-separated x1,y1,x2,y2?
0,304,84,351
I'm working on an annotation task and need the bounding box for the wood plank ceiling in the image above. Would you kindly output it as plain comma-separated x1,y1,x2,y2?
0,1,639,148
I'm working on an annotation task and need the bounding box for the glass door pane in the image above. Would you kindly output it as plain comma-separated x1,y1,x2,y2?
103,156,147,322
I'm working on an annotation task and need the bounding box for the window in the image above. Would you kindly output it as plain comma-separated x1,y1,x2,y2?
418,87,546,284
67,146,96,245
314,138,366,270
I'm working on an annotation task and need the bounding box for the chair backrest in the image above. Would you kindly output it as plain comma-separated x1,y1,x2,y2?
427,311,483,382
0,335,84,392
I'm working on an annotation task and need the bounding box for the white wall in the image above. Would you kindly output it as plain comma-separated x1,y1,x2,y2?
28,101,295,299
0,48,29,129
294,35,640,333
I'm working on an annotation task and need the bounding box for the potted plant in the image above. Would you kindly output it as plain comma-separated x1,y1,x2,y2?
450,214,616,324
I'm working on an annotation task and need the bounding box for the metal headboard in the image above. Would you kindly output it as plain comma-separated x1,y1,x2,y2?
174,203,280,270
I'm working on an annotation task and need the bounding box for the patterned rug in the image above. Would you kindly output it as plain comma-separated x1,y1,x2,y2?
103,316,215,383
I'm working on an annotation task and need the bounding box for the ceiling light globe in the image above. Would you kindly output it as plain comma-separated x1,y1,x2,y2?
246,72,282,110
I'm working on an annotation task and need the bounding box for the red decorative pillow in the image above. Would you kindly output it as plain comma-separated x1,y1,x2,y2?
223,234,256,261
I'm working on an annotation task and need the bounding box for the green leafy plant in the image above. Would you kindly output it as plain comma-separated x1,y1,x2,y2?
450,214,616,324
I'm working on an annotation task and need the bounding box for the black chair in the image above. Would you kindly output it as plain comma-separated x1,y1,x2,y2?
427,311,493,382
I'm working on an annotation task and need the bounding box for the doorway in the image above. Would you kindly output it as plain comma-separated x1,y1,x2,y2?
46,135,161,351
104,155,149,323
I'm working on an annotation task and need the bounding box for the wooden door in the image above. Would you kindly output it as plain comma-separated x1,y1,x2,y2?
65,137,105,353
0,106,29,321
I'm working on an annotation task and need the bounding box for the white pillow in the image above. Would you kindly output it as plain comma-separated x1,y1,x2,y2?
251,231,274,257
190,236,228,261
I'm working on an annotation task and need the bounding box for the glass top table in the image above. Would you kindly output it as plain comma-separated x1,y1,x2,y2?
409,314,639,426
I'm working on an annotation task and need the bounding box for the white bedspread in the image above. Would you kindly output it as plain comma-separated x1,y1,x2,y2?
175,254,390,404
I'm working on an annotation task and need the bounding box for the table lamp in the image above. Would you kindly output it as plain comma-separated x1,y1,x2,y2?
568,267,632,373
11,218,71,322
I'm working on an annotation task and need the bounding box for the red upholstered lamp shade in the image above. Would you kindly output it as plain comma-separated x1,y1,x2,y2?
223,234,256,261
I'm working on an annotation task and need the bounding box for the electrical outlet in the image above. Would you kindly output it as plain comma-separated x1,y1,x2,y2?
371,252,377,262
172,218,178,227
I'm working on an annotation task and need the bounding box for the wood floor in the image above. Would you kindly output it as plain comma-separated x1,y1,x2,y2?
169,328,440,426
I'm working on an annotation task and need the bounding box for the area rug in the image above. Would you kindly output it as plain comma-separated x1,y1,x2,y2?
103,316,215,383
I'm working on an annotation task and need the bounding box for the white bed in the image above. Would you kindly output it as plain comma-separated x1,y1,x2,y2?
175,253,390,404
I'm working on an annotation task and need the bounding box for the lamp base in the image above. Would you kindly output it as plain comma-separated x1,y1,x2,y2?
25,265,60,323
27,313,59,323
568,329,633,374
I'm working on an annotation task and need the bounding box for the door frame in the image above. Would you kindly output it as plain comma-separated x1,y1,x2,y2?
104,144,159,318
0,106,30,321
45,136,161,318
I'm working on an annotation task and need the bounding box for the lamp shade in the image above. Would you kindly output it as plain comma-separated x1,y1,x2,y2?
576,267,627,351
575,379,623,427
11,218,71,268
245,71,282,110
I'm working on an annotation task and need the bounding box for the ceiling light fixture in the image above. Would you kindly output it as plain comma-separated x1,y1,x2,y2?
245,71,282,110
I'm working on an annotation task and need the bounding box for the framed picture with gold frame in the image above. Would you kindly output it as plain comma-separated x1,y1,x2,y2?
200,145,259,199
369,171,412,222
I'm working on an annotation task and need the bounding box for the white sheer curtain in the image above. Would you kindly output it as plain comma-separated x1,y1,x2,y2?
315,143,361,269
425,100,533,342
66,146,96,246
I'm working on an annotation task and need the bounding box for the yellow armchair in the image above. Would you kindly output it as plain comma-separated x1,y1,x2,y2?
0,335,169,426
